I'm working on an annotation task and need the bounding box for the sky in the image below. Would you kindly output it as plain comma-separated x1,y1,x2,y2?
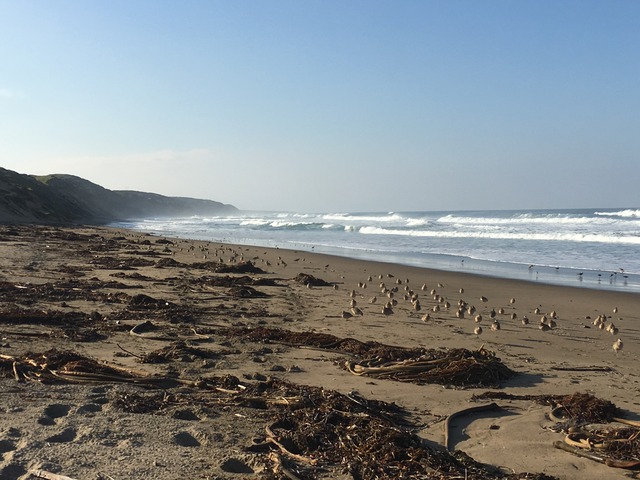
1,0,639,213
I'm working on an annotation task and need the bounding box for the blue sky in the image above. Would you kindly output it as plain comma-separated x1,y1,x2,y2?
1,1,638,212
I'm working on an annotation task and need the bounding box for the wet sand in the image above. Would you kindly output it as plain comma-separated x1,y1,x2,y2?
1,224,639,479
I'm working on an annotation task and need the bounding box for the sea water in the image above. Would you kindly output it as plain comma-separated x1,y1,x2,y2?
111,208,640,293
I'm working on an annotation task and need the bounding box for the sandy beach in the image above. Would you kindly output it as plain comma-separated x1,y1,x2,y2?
1,224,639,480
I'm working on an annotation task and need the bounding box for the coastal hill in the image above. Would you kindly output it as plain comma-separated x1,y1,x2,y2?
0,167,238,224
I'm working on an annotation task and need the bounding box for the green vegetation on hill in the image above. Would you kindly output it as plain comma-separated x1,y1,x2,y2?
0,167,238,224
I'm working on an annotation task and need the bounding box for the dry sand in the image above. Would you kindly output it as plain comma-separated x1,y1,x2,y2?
0,225,638,480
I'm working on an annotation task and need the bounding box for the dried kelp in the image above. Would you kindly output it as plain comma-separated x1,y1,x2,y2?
89,256,155,269
215,326,516,387
345,347,515,388
293,273,332,287
0,306,91,326
0,349,142,383
191,260,266,274
0,279,134,304
473,391,620,424
255,382,553,480
140,340,224,364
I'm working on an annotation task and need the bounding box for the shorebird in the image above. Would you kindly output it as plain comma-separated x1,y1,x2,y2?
491,321,501,331
432,305,440,313
369,296,377,304
498,307,505,315
534,307,541,314
341,311,353,319
421,284,427,291
613,339,623,354
521,316,529,325
456,309,465,319
351,307,363,316
474,326,483,335
421,313,431,322
480,296,488,303
539,323,551,332
550,310,558,319
413,301,421,312
350,299,357,308
474,314,483,323
510,298,516,304
382,305,393,316
613,306,619,314
459,288,464,294
511,313,517,320
349,290,357,298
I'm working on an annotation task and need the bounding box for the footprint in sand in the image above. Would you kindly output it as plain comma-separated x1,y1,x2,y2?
37,404,71,426
45,427,77,444
0,428,27,480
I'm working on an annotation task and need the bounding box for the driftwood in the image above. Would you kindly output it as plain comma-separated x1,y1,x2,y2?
29,470,78,480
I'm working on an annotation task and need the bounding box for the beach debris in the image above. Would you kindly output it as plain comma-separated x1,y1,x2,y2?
345,346,514,388
140,340,226,364
28,469,79,480
254,383,550,480
192,260,266,274
292,273,332,287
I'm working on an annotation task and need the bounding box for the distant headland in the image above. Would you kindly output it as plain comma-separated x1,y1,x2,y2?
0,167,238,224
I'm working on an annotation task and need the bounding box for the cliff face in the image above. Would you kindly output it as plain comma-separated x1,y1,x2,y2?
0,167,238,224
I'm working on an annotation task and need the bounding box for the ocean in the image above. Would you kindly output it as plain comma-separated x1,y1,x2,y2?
111,208,640,293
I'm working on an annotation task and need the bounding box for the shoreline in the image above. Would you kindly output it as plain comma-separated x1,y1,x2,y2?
114,222,640,294
1,224,639,479
136,229,640,295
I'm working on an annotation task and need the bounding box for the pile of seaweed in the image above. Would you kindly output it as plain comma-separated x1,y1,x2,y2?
473,391,620,424
293,273,333,287
215,326,516,388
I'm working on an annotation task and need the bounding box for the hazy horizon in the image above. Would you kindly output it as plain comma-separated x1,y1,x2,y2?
2,1,639,213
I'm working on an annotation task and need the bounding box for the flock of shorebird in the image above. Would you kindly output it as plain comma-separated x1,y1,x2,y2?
159,239,626,355
338,273,624,354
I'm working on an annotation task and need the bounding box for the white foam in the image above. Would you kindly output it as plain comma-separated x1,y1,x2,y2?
358,226,640,245
595,209,640,218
